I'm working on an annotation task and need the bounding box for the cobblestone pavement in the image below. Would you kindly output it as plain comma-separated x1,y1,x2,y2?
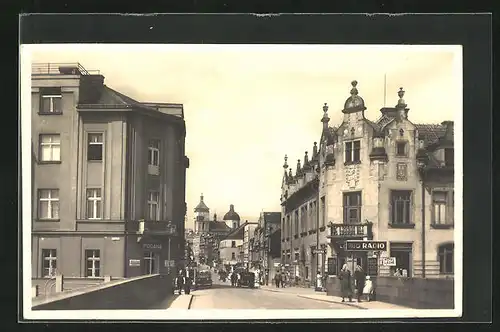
189,278,358,310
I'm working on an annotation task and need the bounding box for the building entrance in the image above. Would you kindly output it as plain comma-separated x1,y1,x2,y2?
337,252,367,274
143,251,160,275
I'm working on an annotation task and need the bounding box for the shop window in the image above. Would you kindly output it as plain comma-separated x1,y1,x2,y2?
389,242,412,277
438,243,454,274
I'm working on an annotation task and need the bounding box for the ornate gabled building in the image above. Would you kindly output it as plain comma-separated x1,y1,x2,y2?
281,80,455,281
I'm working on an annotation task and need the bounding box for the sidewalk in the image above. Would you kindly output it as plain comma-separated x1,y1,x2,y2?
260,285,410,310
167,294,193,309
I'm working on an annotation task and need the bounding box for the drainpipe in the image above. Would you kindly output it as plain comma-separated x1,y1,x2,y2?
421,176,426,278
315,164,321,289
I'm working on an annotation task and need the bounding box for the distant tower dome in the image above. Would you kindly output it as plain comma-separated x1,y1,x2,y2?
194,193,209,212
223,204,241,221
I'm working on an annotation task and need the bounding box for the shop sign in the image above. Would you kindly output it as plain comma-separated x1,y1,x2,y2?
164,260,175,267
380,257,397,266
345,240,387,251
129,259,141,267
143,243,162,250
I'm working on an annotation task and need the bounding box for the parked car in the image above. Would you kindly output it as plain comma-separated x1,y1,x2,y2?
194,270,212,289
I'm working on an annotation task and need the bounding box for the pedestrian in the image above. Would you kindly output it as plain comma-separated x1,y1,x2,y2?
339,264,353,302
175,270,185,295
184,274,192,295
274,271,281,288
362,275,374,302
265,269,269,286
315,270,322,291
353,265,366,302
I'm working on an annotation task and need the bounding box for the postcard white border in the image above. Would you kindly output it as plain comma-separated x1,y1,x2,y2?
21,44,463,320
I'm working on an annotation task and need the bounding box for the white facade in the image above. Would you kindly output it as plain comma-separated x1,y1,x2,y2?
243,223,258,264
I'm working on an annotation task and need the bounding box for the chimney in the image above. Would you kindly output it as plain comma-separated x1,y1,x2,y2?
442,121,454,140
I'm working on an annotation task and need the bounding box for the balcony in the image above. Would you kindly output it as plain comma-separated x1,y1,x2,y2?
128,220,178,236
327,222,373,239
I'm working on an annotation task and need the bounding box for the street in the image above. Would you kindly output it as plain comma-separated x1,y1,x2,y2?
188,273,356,310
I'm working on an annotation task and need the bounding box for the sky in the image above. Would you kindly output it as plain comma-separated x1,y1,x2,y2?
26,44,462,230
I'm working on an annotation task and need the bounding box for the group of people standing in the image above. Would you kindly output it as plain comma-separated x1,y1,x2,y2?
273,270,291,288
174,269,193,295
338,264,373,302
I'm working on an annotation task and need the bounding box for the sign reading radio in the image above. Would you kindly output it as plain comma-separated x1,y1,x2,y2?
345,240,387,251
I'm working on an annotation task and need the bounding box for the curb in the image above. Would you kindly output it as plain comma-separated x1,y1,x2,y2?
297,295,366,310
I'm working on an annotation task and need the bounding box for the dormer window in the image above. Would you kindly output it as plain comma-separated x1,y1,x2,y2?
345,140,361,164
444,148,454,167
396,141,407,157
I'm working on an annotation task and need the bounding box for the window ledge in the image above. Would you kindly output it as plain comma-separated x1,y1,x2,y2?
87,160,103,163
431,224,454,229
395,154,408,158
38,112,63,116
38,161,61,165
36,219,60,222
344,161,362,166
388,223,415,229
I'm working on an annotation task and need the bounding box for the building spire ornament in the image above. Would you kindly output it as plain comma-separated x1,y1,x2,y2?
350,80,359,96
283,154,289,169
296,159,302,176
313,142,318,157
395,87,409,121
321,103,330,131
304,151,309,165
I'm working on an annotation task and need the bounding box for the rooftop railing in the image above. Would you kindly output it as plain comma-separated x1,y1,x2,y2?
32,62,101,76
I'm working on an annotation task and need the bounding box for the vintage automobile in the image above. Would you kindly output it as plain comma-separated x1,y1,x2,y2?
237,270,256,289
194,270,213,289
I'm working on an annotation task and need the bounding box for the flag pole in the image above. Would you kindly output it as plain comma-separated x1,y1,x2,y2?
383,73,387,107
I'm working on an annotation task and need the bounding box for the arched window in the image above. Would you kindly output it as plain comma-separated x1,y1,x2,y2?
438,243,454,274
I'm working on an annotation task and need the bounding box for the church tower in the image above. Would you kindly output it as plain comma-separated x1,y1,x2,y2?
194,193,210,233
223,204,241,229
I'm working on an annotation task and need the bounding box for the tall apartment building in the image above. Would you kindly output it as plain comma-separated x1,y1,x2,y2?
31,63,189,281
281,81,455,280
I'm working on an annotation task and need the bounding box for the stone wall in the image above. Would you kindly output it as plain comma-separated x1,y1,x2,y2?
32,274,175,310
325,275,454,309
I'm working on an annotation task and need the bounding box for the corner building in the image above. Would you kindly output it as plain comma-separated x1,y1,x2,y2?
281,81,454,280
31,63,189,282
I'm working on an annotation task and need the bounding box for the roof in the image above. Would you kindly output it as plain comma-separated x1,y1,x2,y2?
209,221,231,232
78,85,185,126
261,212,281,224
414,124,447,144
222,221,247,240
194,194,209,212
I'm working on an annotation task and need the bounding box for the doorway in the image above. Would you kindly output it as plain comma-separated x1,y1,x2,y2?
143,251,159,275
337,252,367,274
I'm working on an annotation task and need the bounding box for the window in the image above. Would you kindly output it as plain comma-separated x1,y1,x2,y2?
294,210,299,235
320,196,326,227
432,191,448,225
301,206,307,232
86,188,102,219
87,133,103,161
143,251,157,275
390,190,412,225
345,140,361,163
42,249,57,277
148,139,160,175
85,250,101,277
147,191,160,221
444,148,454,167
38,189,59,220
232,222,237,228
389,242,412,277
40,88,62,114
286,215,291,238
396,141,407,156
231,241,236,248
343,192,362,224
39,134,61,162
438,243,454,274
231,252,236,260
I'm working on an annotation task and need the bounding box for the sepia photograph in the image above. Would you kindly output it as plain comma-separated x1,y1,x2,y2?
20,43,462,320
